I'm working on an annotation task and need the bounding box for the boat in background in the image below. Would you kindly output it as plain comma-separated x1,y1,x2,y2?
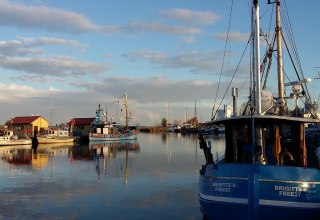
180,123,198,134
0,127,31,146
37,128,74,144
166,124,175,132
173,125,181,133
89,92,139,141
199,1,320,219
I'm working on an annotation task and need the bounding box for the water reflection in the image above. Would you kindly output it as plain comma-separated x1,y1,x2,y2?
89,140,140,184
0,145,50,170
0,134,214,219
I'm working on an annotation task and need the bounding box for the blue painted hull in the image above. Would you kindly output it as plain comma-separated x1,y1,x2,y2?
199,164,320,220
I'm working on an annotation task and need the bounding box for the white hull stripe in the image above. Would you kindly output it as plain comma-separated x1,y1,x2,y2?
199,193,248,204
260,199,320,208
200,193,320,209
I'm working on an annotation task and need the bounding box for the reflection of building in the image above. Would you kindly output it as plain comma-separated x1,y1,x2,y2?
6,116,49,137
70,144,93,160
0,146,49,169
31,153,49,169
68,118,94,142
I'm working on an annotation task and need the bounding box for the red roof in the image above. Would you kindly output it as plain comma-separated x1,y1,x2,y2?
10,116,47,125
70,118,95,125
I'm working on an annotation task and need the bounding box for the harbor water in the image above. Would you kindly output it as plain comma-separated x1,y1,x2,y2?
0,133,225,220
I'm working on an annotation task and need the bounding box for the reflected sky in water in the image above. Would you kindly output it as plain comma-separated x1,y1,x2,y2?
0,133,225,220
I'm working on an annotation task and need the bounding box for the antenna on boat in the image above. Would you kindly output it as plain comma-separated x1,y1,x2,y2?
50,102,53,127
124,91,129,129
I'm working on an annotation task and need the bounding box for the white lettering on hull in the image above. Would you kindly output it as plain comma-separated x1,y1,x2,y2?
274,185,307,198
212,182,237,193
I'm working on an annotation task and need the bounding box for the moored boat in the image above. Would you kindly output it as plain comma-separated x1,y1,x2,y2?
0,127,31,146
37,128,74,144
173,125,181,133
89,92,139,141
199,1,320,219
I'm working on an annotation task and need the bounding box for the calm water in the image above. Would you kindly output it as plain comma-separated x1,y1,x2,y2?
0,133,225,220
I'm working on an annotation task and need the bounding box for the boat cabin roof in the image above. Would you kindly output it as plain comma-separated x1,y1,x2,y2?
206,114,319,127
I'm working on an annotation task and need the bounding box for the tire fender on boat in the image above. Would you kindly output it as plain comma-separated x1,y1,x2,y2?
74,137,80,144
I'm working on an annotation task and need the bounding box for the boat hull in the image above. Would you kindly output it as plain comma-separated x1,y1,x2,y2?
89,131,139,141
37,136,74,144
0,139,32,146
199,163,320,220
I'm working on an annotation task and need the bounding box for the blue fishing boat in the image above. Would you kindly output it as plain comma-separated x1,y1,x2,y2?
199,1,320,219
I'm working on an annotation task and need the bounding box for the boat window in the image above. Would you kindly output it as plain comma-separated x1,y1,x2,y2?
306,133,320,169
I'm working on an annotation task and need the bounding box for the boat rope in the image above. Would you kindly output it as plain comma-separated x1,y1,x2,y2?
260,3,275,90
211,0,234,120
212,38,251,120
281,0,311,100
258,1,316,118
260,31,276,90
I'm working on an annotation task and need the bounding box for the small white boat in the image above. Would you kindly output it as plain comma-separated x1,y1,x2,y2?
0,128,31,146
37,128,74,144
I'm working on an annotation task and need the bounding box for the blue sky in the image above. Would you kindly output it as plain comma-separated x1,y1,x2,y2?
1,0,320,126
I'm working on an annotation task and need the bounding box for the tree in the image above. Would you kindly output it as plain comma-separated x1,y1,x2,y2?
161,118,167,127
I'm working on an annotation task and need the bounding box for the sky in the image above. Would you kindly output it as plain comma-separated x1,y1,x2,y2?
1,0,320,126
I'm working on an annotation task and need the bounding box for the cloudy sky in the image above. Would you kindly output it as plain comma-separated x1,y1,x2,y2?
1,0,320,126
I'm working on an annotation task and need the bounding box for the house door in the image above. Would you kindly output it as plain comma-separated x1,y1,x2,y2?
34,126,38,136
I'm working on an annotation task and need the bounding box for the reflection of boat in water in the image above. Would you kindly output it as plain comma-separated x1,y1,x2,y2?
38,142,74,149
199,1,320,220
89,140,140,153
90,140,140,184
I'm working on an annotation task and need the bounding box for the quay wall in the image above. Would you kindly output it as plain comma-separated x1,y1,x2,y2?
140,126,166,133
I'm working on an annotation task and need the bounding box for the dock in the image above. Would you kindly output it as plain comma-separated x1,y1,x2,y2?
140,126,166,133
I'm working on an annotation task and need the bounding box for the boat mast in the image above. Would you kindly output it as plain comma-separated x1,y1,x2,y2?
194,100,197,126
253,0,266,166
125,92,129,129
254,0,261,115
167,102,169,126
276,0,285,115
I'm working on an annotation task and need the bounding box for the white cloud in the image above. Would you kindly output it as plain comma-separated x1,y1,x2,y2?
123,49,222,74
122,49,166,63
0,1,205,37
183,35,196,44
0,0,117,34
0,37,87,56
160,9,221,25
49,86,60,92
214,31,250,42
126,22,203,35
0,55,110,79
0,83,43,102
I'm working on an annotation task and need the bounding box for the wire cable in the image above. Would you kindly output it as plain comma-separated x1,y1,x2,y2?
211,0,234,120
